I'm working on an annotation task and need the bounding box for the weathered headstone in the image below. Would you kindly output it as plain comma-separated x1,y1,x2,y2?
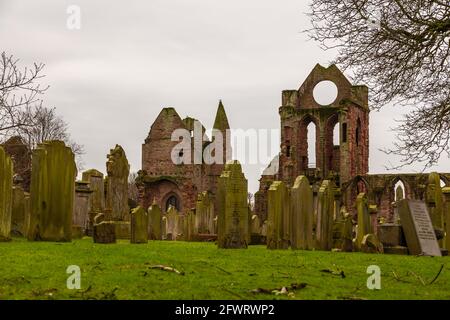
93,221,116,244
0,146,13,241
356,193,372,250
176,214,185,240
398,199,441,256
251,215,261,235
148,201,162,240
11,186,30,237
426,172,444,245
361,233,384,254
267,181,290,249
29,141,77,242
184,209,196,241
195,191,215,234
113,221,130,239
105,145,130,221
217,160,249,249
290,176,314,250
130,206,148,244
166,206,178,240
443,187,450,250
82,169,105,235
161,215,168,240
73,181,92,235
316,180,336,251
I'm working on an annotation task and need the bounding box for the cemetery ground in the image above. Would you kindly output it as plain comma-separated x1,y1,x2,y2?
0,238,449,300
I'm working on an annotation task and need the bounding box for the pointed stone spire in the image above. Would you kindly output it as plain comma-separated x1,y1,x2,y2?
213,100,230,131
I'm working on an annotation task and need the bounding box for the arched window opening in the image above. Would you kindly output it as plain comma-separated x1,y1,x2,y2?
440,179,446,188
394,180,406,201
333,123,340,146
166,195,180,212
307,122,316,168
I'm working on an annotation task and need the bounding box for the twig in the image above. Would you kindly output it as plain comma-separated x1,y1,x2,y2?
408,271,426,286
428,264,444,285
149,265,185,275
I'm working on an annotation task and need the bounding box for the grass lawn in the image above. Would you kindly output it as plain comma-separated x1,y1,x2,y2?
0,237,449,300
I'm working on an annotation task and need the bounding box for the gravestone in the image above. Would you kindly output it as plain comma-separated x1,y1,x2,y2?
356,193,372,250
0,146,13,241
426,172,444,246
251,215,261,235
217,160,249,249
93,221,116,244
73,181,92,235
161,215,168,240
267,181,290,249
105,145,130,221
113,221,130,239
316,180,336,251
29,141,77,242
130,206,148,244
195,191,215,234
184,209,196,241
176,214,185,240
398,199,442,256
148,201,162,240
443,187,450,250
166,206,178,240
82,169,105,235
11,186,30,237
290,176,314,250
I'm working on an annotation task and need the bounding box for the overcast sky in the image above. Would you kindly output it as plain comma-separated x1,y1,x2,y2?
1,0,449,193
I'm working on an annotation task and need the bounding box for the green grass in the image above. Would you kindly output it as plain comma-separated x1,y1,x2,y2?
0,237,449,300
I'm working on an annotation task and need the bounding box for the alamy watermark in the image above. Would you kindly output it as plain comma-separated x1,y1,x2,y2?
66,265,81,289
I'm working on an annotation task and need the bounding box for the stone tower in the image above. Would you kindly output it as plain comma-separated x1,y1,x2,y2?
278,64,369,186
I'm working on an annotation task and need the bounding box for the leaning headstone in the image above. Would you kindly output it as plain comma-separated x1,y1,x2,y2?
398,199,442,256
73,181,92,235
0,146,13,241
105,145,130,221
443,187,450,250
29,141,77,242
267,181,290,249
290,176,314,250
356,193,372,250
148,201,162,240
11,186,30,237
130,206,148,244
316,180,336,251
217,160,249,249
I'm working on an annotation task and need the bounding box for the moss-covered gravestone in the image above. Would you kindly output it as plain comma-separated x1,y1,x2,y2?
195,191,215,234
267,181,290,249
316,180,336,251
105,145,130,221
0,146,13,241
426,172,444,245
148,201,162,240
161,215,167,240
11,186,30,237
356,193,371,250
29,141,77,242
166,206,180,240
82,169,105,234
184,209,196,241
217,160,248,249
130,206,148,244
290,176,313,250
442,187,450,250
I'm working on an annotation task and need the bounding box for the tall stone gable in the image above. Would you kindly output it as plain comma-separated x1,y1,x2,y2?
138,102,231,216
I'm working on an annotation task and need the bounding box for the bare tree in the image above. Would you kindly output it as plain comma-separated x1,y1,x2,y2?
0,52,48,138
15,106,85,168
306,0,450,169
128,172,139,204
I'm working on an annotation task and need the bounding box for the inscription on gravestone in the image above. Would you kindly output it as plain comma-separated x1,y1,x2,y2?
398,199,441,256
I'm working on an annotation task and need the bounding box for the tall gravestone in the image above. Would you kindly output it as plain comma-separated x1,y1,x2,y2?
130,206,148,244
29,141,77,242
148,200,162,240
0,146,13,241
184,209,196,241
426,172,444,245
11,186,31,237
316,180,336,251
217,160,248,249
73,181,92,235
442,187,450,250
356,193,372,249
398,199,441,256
82,169,105,234
166,206,178,240
290,176,314,250
267,181,290,249
195,191,215,234
105,145,130,221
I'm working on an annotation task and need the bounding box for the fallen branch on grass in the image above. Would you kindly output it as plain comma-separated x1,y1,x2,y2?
428,264,444,285
250,282,307,295
149,265,185,275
